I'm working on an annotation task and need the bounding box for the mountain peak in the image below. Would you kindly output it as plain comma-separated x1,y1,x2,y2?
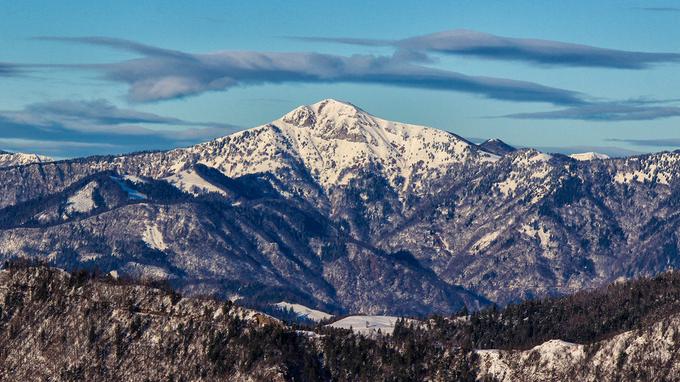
267,99,497,191
281,99,374,138
282,99,363,122
479,138,516,156
311,98,363,113
188,99,497,195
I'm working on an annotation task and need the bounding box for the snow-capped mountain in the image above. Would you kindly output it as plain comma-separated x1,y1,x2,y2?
0,99,679,314
0,150,52,168
568,151,610,161
479,138,516,156
156,99,496,198
273,100,497,192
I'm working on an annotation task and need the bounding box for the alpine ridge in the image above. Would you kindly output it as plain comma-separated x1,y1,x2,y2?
0,99,679,315
177,99,497,199
0,150,52,168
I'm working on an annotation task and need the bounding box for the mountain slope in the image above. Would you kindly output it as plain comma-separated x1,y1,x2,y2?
5,265,679,381
273,100,498,193
477,320,680,382
0,265,481,381
472,270,680,381
0,99,678,313
0,164,483,315
0,265,293,381
0,150,51,168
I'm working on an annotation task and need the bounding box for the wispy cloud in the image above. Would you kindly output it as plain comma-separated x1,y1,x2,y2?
290,36,393,47
0,99,240,157
0,137,119,150
292,29,680,69
33,36,193,60
7,99,233,129
0,63,21,76
502,100,680,121
37,36,586,105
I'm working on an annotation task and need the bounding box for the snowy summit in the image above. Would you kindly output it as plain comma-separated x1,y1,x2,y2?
179,99,498,196
569,152,610,161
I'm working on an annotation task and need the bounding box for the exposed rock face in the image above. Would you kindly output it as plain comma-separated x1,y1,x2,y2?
0,99,678,314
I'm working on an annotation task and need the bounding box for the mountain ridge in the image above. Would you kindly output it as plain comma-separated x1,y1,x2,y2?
0,99,678,315
0,150,52,168
2,264,679,381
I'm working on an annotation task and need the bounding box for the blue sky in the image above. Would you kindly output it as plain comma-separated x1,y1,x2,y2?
1,0,679,158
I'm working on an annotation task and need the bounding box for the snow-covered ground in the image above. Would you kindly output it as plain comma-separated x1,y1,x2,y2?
327,315,415,335
174,99,498,199
274,302,333,322
569,152,609,161
274,99,498,192
0,151,52,168
143,225,167,251
476,314,680,381
65,181,98,215
477,339,584,381
164,169,227,196
111,176,147,200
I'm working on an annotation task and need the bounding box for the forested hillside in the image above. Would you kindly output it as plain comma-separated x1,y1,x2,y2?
1,262,679,381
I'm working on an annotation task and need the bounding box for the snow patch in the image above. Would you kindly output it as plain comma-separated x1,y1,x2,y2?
513,151,552,167
0,151,52,168
143,225,167,251
520,223,556,257
471,231,500,253
614,168,670,185
569,152,609,161
274,302,333,322
477,339,585,381
122,262,172,280
328,315,416,335
497,178,518,197
65,181,98,215
110,176,147,200
123,175,148,184
164,169,227,196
